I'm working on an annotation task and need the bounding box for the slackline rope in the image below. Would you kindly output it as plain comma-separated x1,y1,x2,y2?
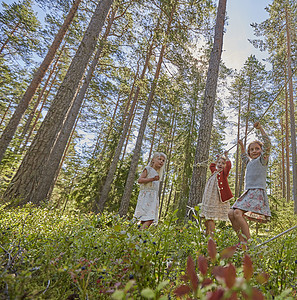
194,66,297,167
254,224,297,249
186,205,297,250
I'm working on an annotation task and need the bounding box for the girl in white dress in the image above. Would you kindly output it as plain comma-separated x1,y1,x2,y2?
134,152,166,229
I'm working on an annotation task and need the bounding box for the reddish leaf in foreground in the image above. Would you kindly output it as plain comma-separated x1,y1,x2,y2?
243,254,253,280
224,264,236,289
228,292,238,300
198,255,208,276
187,256,199,290
207,288,224,300
201,278,213,288
243,288,265,300
220,245,237,259
212,266,225,279
208,238,217,261
174,284,191,297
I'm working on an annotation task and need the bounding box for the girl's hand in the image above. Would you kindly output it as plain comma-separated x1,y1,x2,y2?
152,175,160,181
254,121,261,129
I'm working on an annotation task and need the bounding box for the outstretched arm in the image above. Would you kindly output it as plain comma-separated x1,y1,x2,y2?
254,122,271,161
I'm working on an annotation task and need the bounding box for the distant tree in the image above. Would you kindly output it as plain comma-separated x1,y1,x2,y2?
0,0,41,61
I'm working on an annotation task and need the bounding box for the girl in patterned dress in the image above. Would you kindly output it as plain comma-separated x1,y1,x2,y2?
134,152,166,229
228,122,271,244
200,151,233,236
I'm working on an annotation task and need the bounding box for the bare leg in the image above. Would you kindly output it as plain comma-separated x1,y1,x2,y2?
205,220,215,236
140,220,153,229
228,209,250,242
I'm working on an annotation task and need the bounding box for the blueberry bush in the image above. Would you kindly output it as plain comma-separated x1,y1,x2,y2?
0,204,296,299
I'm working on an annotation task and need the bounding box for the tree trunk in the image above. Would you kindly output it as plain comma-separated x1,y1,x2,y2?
159,111,176,217
147,100,162,164
0,0,82,163
18,45,64,145
280,114,286,199
235,91,242,197
285,80,291,202
31,4,116,204
4,0,113,205
0,21,20,54
96,14,162,212
119,2,177,216
0,101,12,127
285,6,297,213
188,0,227,208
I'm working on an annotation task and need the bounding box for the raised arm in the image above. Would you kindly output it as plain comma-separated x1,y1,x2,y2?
254,122,271,162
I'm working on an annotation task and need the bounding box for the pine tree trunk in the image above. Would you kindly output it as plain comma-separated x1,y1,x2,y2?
119,3,177,216
285,7,297,213
159,113,176,217
31,4,116,204
0,0,82,163
0,101,12,127
188,0,227,208
285,82,291,202
96,14,162,212
280,115,286,199
3,0,113,205
235,92,242,197
20,65,61,154
147,100,161,164
18,46,64,145
0,22,20,54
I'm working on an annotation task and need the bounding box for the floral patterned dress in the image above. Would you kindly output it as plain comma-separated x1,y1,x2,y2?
134,166,160,223
232,135,271,222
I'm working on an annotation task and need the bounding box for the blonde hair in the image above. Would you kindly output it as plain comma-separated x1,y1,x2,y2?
247,140,263,157
150,152,167,179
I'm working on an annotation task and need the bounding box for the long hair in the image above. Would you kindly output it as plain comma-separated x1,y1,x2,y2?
150,152,167,179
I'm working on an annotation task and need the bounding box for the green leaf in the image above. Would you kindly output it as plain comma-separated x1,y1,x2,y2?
156,280,169,291
141,288,155,299
124,280,135,292
111,290,124,300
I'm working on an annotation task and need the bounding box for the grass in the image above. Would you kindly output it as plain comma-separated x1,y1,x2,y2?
0,204,296,299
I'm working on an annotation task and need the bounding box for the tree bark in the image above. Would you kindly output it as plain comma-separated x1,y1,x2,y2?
188,0,227,208
284,79,291,202
31,4,116,204
4,0,113,205
118,2,177,216
235,90,242,197
0,0,82,163
285,6,297,213
96,14,162,212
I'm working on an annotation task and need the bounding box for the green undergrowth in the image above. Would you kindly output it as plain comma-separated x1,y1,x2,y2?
0,204,296,299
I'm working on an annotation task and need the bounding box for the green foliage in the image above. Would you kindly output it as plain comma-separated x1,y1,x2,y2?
0,205,296,299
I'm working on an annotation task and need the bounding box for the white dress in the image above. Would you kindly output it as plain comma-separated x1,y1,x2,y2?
134,166,160,223
199,172,230,222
